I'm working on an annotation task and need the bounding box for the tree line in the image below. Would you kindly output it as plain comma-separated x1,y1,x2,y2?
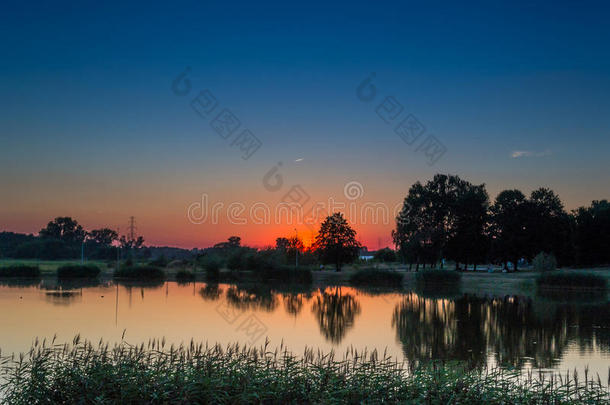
2,175,608,271
0,217,143,260
392,174,610,270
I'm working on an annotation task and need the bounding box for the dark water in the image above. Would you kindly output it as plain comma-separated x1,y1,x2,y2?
0,280,608,378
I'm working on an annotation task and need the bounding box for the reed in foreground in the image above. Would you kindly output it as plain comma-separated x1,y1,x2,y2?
1,337,608,404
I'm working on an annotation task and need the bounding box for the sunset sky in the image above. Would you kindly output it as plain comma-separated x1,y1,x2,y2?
1,1,609,249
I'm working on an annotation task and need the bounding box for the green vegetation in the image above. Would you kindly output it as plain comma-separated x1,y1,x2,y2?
175,269,195,282
415,269,462,285
1,338,608,404
114,265,166,280
533,252,558,272
373,247,397,262
56,264,100,279
203,258,221,281
0,264,41,278
536,272,607,290
349,268,403,286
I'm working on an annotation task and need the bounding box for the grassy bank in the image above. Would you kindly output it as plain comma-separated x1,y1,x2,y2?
415,269,462,285
1,338,608,404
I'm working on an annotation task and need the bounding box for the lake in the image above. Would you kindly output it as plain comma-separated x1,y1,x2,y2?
1,280,609,380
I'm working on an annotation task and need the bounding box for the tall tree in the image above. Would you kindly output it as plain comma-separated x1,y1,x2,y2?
39,217,86,244
393,174,486,269
275,236,304,264
490,190,532,270
119,235,145,250
446,184,490,270
573,200,610,266
314,213,361,271
528,188,572,265
88,228,118,246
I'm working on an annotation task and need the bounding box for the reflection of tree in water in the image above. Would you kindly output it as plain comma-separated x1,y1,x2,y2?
282,292,313,317
485,296,565,369
225,285,278,312
392,293,486,368
393,293,610,370
487,296,610,369
311,287,361,344
199,283,223,301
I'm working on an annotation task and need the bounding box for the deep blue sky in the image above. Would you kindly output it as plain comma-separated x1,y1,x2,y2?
1,1,609,247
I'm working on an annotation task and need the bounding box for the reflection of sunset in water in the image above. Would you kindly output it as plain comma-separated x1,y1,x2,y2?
0,282,608,380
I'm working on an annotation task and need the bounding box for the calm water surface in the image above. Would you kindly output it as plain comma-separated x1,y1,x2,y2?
1,280,609,378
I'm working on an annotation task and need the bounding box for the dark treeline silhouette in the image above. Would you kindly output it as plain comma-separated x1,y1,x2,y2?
0,217,122,260
196,212,362,273
393,174,610,270
3,177,608,271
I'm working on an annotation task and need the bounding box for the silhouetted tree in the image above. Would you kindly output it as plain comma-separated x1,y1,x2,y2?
374,247,397,263
88,228,118,246
275,237,290,251
213,236,241,250
573,200,610,266
394,174,486,269
446,183,490,270
528,188,572,266
490,190,532,270
39,217,86,244
119,235,145,250
314,213,360,271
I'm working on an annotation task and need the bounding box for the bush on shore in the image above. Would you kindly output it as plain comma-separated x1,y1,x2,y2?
536,271,607,290
533,252,558,272
1,338,607,404
349,268,403,286
114,265,165,280
0,264,41,278
415,269,462,285
57,264,100,279
201,257,221,281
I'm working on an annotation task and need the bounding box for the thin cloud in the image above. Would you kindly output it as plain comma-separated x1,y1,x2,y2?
511,150,552,159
